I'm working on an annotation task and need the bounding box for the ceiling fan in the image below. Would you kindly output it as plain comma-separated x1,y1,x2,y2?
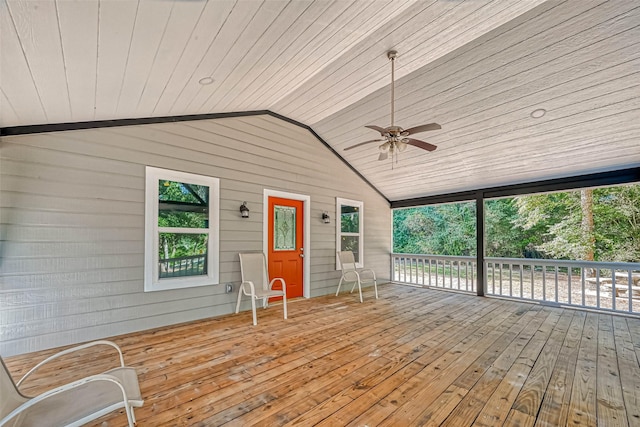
344,50,441,162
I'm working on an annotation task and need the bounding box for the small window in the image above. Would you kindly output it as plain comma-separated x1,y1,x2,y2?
336,198,364,269
144,167,219,291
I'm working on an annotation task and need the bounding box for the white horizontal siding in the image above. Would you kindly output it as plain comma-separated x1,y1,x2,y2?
0,114,390,356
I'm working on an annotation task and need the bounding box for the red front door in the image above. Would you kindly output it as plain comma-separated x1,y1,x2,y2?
268,197,304,299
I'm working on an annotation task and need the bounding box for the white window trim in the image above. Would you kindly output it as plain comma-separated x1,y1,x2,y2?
336,197,364,269
144,166,220,292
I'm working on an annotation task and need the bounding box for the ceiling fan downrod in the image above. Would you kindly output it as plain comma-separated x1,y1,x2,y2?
388,50,397,128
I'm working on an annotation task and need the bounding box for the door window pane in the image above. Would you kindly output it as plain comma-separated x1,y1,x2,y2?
274,205,296,250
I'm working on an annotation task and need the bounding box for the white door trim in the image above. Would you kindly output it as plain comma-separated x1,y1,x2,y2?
263,189,311,298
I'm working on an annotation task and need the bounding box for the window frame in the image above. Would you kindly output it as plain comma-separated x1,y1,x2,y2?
336,197,364,269
144,166,220,292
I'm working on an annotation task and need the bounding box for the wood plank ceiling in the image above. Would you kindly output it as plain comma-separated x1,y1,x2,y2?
1,0,639,201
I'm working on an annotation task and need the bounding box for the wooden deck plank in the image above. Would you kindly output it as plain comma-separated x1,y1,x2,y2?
509,309,577,421
596,314,629,426
567,311,599,427
351,301,529,426
505,408,536,427
626,317,640,380
154,288,467,425
612,316,640,426
472,310,576,426
268,293,492,426
533,310,586,427
411,305,545,426
3,284,638,427
439,307,555,426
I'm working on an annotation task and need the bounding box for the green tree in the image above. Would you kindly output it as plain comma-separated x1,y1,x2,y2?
515,185,640,262
484,198,523,257
393,202,476,256
393,184,640,262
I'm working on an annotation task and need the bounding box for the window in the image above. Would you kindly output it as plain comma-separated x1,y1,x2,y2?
144,167,219,292
336,198,364,269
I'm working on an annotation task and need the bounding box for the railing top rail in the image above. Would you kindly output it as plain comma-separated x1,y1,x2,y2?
391,253,640,270
485,257,640,270
391,253,475,262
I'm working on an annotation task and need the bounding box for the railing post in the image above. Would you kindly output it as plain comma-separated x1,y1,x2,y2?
476,191,485,296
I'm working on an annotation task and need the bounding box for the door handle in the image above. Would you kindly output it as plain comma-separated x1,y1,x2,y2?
300,254,305,258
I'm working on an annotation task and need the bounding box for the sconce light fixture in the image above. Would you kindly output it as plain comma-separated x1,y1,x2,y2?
240,202,250,218
322,212,330,224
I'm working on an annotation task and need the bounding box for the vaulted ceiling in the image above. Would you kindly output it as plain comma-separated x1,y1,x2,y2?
1,0,639,201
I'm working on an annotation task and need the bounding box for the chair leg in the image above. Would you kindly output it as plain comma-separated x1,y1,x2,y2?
283,294,288,320
374,279,379,299
251,297,257,326
357,280,363,303
350,281,357,293
336,277,344,296
235,286,243,314
124,403,135,427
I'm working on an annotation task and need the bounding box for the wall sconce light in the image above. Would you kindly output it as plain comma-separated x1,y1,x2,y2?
322,212,330,224
240,202,250,218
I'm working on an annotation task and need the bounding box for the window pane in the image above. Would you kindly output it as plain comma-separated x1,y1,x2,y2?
274,205,296,250
158,180,209,228
341,205,360,233
158,233,208,279
341,236,360,262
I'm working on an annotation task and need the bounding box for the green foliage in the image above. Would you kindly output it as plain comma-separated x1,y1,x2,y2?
393,202,476,256
393,184,640,262
340,212,359,233
485,198,522,257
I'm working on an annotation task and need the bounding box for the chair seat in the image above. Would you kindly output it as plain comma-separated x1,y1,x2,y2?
4,367,142,427
1,341,143,427
253,288,285,299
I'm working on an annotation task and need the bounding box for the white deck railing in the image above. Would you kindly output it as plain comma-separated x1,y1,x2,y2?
391,253,640,315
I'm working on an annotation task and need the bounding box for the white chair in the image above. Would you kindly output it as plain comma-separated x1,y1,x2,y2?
236,252,288,326
336,251,378,303
1,340,143,427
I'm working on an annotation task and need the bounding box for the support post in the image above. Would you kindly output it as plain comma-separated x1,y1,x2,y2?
476,191,485,296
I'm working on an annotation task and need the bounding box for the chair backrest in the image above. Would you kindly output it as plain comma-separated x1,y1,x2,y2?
338,251,357,272
239,253,269,291
1,356,28,419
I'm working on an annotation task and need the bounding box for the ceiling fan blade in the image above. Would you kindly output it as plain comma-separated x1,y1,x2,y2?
378,151,389,161
406,138,437,152
365,125,388,135
404,123,441,135
344,139,384,150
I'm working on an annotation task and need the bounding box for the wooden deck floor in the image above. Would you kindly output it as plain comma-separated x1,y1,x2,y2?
5,284,640,426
